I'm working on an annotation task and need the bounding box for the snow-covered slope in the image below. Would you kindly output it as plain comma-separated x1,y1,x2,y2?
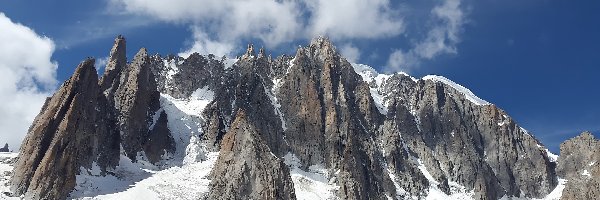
69,86,217,199
421,75,490,106
0,152,19,200
283,153,339,200
351,63,490,108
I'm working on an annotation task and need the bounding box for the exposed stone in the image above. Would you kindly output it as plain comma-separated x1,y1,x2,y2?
9,59,120,200
112,48,174,162
0,143,8,152
207,110,296,200
558,132,600,200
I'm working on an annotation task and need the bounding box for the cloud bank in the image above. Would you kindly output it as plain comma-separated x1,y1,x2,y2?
111,0,466,72
387,0,466,72
0,13,58,150
110,0,404,57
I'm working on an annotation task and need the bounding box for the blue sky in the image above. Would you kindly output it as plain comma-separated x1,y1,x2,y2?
0,0,598,153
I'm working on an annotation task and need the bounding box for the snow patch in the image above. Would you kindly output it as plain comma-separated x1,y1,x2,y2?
0,153,20,200
422,75,490,106
498,178,567,200
520,127,531,136
415,158,475,200
264,81,287,131
223,58,237,69
148,108,163,131
160,89,213,165
71,152,219,199
545,149,559,163
582,170,591,177
283,153,338,200
534,178,567,200
163,59,179,81
350,63,397,115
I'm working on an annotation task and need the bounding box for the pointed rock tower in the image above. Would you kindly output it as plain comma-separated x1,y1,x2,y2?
9,36,175,199
10,59,120,199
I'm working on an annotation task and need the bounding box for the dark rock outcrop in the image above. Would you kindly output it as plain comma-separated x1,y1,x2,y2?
9,59,120,200
112,48,174,161
0,143,8,152
379,74,558,199
9,36,176,199
278,37,395,199
558,132,600,200
207,110,296,200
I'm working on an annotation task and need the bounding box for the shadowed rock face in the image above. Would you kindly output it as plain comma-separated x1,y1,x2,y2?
9,59,120,200
9,36,175,199
207,110,296,200
380,75,559,199
112,48,174,161
558,132,600,200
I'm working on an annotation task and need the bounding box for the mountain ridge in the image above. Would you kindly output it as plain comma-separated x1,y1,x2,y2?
1,35,598,200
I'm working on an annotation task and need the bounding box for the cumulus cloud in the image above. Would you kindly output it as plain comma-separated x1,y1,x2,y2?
110,0,403,59
340,43,361,63
111,0,304,54
387,0,466,72
0,13,58,150
305,0,404,39
111,0,466,70
178,29,234,58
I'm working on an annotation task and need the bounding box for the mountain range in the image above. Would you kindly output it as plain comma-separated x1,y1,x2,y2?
0,36,598,200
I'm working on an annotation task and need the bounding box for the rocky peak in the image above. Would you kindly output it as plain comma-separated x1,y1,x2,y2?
99,35,127,100
114,47,173,162
558,131,600,199
207,109,296,199
258,46,266,58
308,36,337,60
10,58,121,199
106,35,126,72
0,143,9,152
242,43,256,59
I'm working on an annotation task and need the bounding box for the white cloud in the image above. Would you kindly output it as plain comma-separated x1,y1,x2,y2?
110,0,403,56
95,56,109,75
112,0,304,53
340,43,361,63
0,13,58,150
387,0,466,72
110,0,465,73
305,0,404,40
178,29,234,58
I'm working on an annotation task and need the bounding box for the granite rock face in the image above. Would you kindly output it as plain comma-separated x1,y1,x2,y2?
112,48,174,162
0,144,9,152
9,59,120,200
558,132,600,200
9,36,175,199
207,110,296,200
377,74,559,199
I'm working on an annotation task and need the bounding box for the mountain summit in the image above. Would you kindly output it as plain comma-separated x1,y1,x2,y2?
2,36,598,200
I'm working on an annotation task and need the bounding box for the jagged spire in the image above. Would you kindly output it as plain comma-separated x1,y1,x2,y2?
105,35,126,73
242,43,256,59
99,35,127,93
258,47,266,58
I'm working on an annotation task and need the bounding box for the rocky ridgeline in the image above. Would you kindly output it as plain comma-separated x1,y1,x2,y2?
7,35,598,200
557,132,600,199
